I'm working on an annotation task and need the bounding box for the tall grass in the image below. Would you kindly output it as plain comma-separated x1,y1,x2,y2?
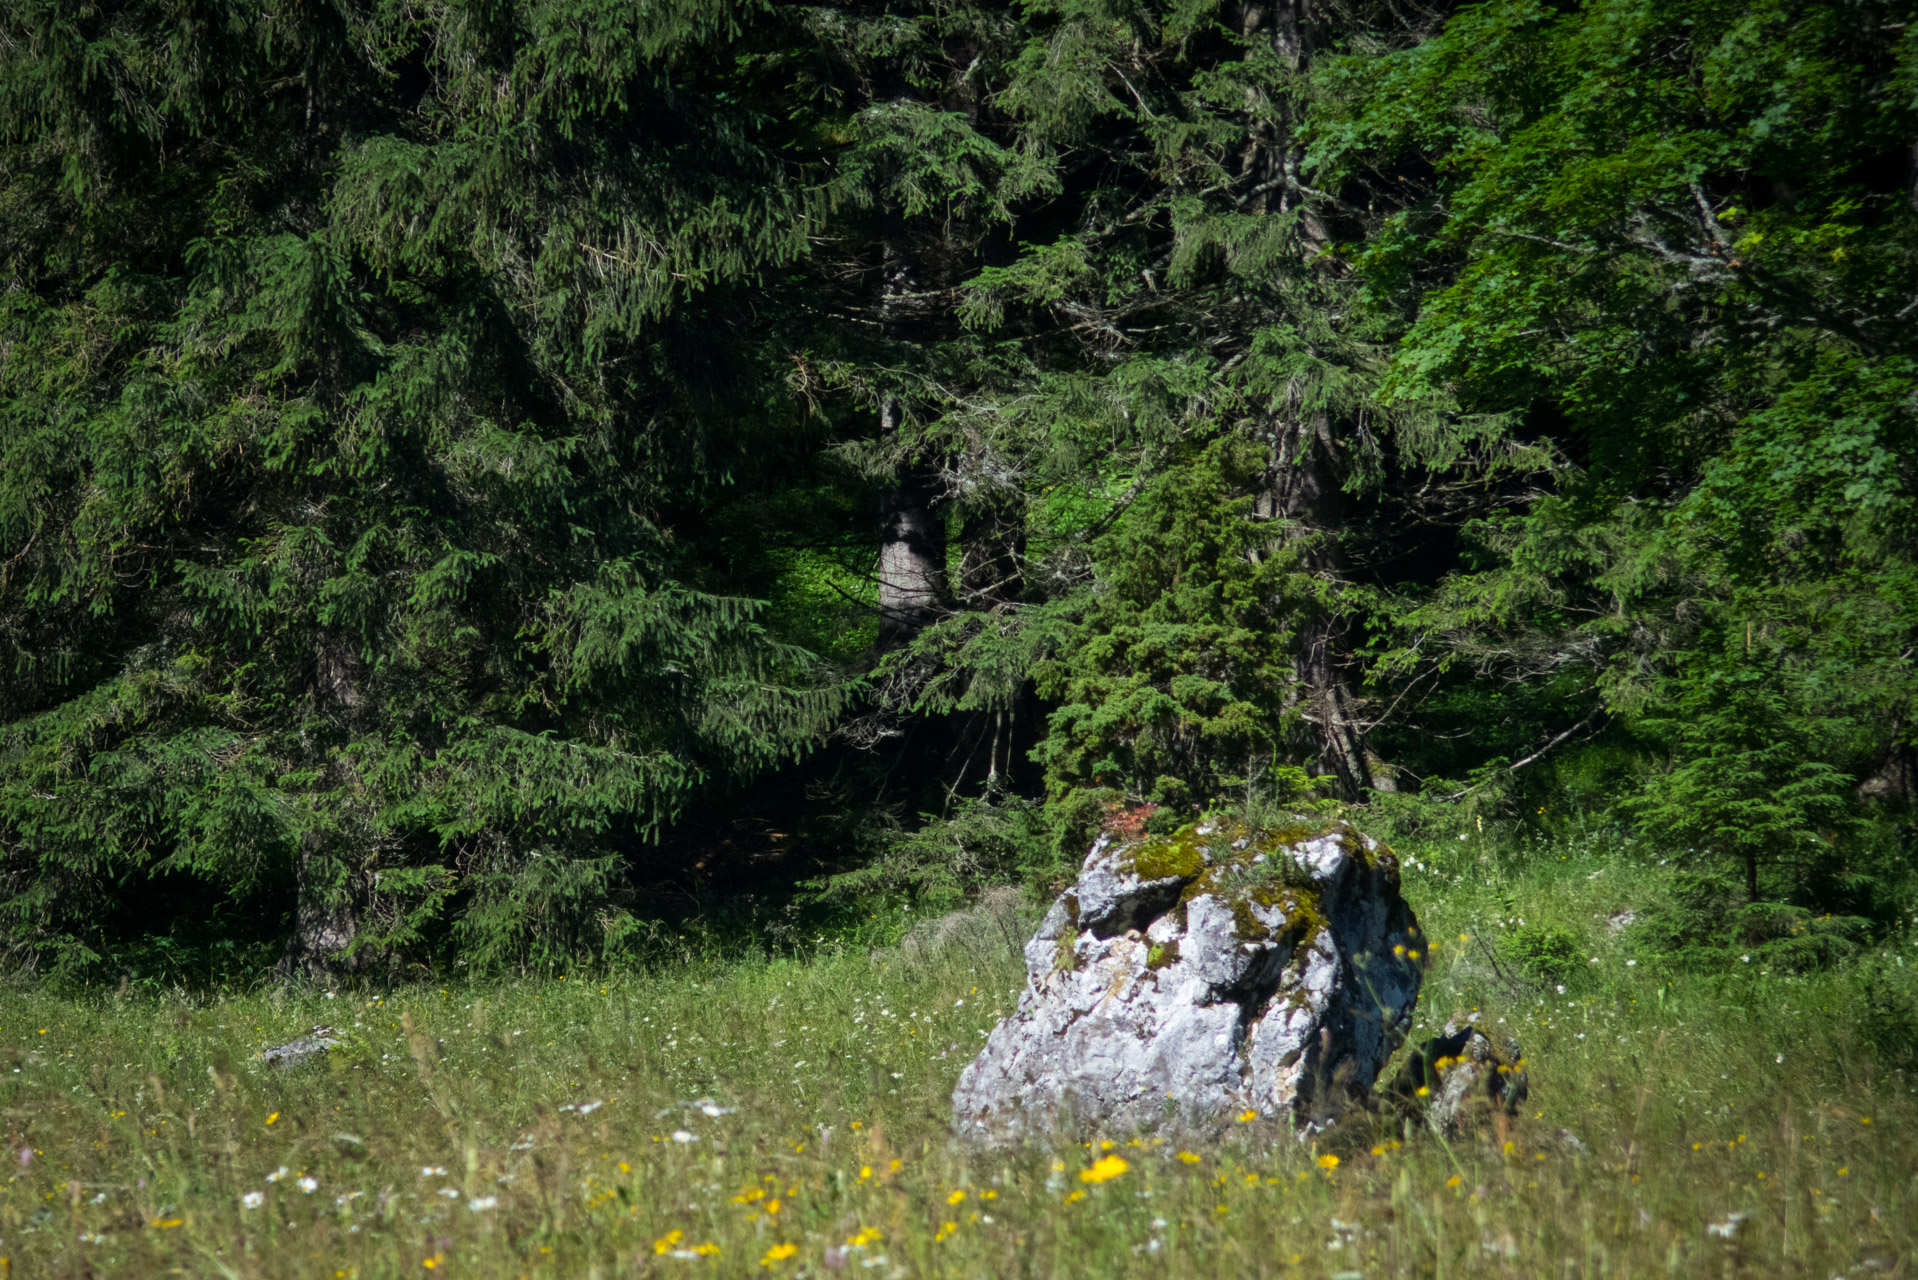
2,823,1912,1278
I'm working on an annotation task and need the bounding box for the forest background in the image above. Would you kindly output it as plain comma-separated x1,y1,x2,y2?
1,0,1915,987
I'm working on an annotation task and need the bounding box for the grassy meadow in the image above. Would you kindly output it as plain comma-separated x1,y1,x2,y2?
3,823,1914,1279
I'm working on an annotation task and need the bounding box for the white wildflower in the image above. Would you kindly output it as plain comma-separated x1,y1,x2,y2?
241,1191,265,1209
672,1130,698,1144
468,1196,499,1212
297,1176,319,1193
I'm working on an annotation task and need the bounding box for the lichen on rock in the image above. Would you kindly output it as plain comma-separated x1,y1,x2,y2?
953,818,1425,1142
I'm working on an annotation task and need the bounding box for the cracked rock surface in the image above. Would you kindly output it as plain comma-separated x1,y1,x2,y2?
951,820,1424,1141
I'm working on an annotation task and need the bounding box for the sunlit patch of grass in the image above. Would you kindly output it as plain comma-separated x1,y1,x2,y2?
0,830,1911,1277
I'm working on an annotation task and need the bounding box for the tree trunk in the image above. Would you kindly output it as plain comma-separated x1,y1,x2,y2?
1237,0,1385,800
1257,411,1378,799
875,396,950,649
282,828,363,982
1859,733,1918,806
279,630,373,981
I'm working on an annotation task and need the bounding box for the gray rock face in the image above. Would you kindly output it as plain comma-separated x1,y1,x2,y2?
951,821,1424,1141
260,1026,343,1067
1384,1020,1528,1135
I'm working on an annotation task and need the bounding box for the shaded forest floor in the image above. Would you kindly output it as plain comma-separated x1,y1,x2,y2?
3,827,1913,1279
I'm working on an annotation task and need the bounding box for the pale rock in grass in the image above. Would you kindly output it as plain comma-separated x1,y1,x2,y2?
952,820,1424,1141
260,1025,342,1067
1384,1020,1528,1136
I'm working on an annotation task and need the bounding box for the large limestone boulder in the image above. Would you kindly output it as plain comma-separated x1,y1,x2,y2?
952,820,1424,1141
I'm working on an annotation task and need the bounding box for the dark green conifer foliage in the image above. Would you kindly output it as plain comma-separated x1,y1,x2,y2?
0,0,845,975
0,0,1911,971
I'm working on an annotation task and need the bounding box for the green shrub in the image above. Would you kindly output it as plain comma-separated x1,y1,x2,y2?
1498,923,1582,983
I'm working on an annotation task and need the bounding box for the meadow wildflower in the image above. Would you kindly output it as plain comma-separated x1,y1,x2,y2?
241,1191,264,1209
759,1243,798,1265
1080,1156,1129,1183
468,1196,498,1211
1317,1154,1339,1171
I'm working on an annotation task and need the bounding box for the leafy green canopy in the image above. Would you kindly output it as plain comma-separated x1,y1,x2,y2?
1317,0,1917,948
0,0,847,974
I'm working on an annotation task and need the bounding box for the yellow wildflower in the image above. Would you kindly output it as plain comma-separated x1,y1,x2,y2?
1317,1154,1339,1171
1176,1151,1202,1164
1080,1155,1129,1183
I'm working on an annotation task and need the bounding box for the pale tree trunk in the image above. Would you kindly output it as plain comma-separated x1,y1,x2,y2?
875,396,950,649
872,234,952,650
1859,731,1918,806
